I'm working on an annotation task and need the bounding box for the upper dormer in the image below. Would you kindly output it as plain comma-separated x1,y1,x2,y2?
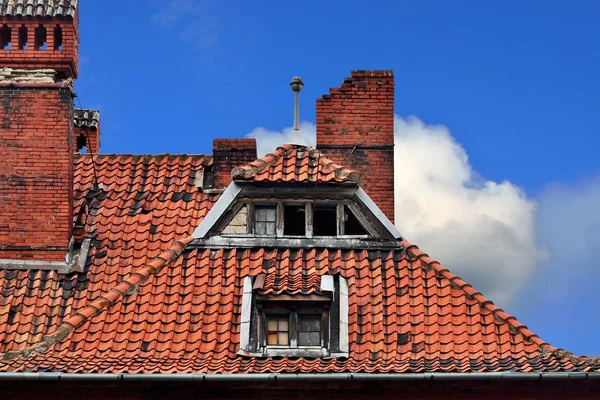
0,0,80,80
192,144,402,249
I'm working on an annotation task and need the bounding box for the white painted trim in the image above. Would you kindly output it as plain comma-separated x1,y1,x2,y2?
339,276,349,354
192,183,242,238
354,188,403,239
320,275,334,293
239,276,253,352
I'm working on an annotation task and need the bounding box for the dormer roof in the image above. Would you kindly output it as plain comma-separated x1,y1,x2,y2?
231,144,362,185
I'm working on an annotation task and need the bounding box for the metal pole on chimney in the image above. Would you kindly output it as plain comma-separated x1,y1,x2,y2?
290,76,304,144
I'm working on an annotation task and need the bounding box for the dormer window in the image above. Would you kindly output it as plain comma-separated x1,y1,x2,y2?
222,201,368,238
238,274,349,358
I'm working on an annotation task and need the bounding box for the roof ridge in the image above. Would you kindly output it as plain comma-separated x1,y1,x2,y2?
0,236,194,363
231,145,292,179
231,144,362,184
404,241,600,367
402,241,554,351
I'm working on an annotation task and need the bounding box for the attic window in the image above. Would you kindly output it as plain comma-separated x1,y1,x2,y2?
0,25,11,50
343,205,367,235
313,204,337,236
254,205,276,236
283,204,305,236
239,275,349,358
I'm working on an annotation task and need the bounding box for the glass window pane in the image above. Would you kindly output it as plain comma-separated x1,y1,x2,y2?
278,332,288,345
267,319,278,331
267,333,278,345
266,222,276,235
298,332,310,346
265,207,276,222
255,222,266,235
278,319,288,331
256,207,266,220
309,332,320,346
299,315,321,332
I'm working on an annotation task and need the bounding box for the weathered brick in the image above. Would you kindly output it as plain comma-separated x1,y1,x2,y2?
316,70,395,222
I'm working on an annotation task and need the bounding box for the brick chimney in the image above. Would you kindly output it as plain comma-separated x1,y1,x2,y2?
73,109,101,154
0,4,80,261
212,139,258,189
316,70,395,222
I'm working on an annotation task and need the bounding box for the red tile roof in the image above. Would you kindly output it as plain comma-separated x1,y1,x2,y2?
1,152,599,374
231,144,362,184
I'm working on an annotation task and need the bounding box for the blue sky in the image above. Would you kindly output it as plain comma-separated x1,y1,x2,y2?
77,1,600,356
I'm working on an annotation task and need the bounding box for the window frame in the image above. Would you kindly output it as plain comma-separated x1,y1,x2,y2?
257,300,330,353
225,200,370,239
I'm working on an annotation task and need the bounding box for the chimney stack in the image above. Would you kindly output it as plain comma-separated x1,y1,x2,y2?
212,139,258,189
0,3,80,261
316,70,395,222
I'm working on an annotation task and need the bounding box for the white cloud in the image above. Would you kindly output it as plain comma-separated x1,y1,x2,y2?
246,115,544,306
246,121,316,157
394,116,544,306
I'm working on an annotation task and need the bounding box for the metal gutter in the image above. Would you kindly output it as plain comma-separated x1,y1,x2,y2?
0,372,599,382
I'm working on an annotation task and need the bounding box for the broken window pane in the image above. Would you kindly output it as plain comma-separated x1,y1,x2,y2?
344,206,367,235
313,204,337,236
254,206,276,236
298,315,321,346
284,204,305,236
266,314,289,346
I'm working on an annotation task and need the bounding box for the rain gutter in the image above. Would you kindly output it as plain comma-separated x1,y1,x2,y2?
0,372,599,382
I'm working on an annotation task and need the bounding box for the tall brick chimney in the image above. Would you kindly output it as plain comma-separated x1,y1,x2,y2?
0,3,80,261
316,70,395,222
212,139,258,189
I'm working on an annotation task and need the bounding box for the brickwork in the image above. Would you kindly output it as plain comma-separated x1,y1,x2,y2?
74,126,100,154
0,85,74,261
0,20,79,78
316,70,395,222
213,138,257,189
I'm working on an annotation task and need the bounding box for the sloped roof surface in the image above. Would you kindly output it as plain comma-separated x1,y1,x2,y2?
1,151,599,374
231,144,362,184
0,0,77,18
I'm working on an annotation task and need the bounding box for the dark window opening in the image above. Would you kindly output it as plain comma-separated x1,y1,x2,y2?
298,314,321,346
53,25,63,50
76,134,87,153
344,206,367,235
0,25,11,50
34,25,47,50
283,204,305,236
266,314,289,346
254,205,276,236
313,204,337,236
18,25,27,50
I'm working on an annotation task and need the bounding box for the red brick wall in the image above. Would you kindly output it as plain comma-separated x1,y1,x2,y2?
316,70,395,222
0,85,74,261
74,126,100,154
213,139,257,189
0,20,79,78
